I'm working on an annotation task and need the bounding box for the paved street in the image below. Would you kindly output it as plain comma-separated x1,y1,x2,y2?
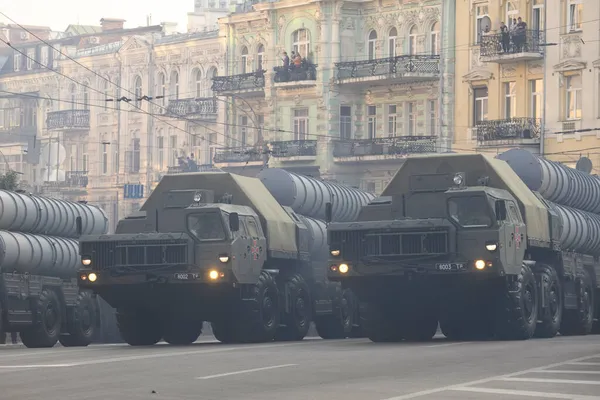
0,334,599,400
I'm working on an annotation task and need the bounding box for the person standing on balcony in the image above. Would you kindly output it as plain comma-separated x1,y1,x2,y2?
515,17,527,51
500,22,510,53
282,51,290,69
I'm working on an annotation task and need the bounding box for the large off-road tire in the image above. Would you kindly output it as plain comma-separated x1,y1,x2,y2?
560,269,594,336
59,291,97,347
275,274,311,341
116,310,162,346
534,265,563,339
494,263,538,340
20,288,63,348
314,286,353,339
236,271,280,343
402,307,438,342
361,300,404,342
211,318,239,344
439,292,493,341
163,318,203,345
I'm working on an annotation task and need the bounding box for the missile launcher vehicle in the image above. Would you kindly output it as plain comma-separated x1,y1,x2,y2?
327,152,600,342
0,190,111,348
78,171,373,345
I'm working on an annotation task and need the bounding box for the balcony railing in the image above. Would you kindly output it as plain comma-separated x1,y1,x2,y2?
336,55,440,81
47,110,90,130
476,118,541,142
214,146,264,163
270,140,317,157
166,97,217,118
43,171,88,188
167,164,218,174
212,71,266,93
273,63,317,84
333,136,437,158
480,29,544,60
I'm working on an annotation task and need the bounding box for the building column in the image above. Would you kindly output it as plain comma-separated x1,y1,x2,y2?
440,0,456,152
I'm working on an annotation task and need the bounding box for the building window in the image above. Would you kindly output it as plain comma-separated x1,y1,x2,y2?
532,0,545,32
82,144,89,172
565,74,582,120
132,139,140,173
529,79,543,120
170,135,178,166
475,4,491,44
102,143,108,175
387,105,397,136
240,46,248,73
340,106,352,140
133,76,142,107
112,143,118,173
70,84,77,109
70,144,77,171
503,82,517,119
170,70,179,100
408,26,418,55
41,46,49,67
367,105,376,139
388,28,397,57
194,69,202,98
157,72,166,106
26,48,34,70
82,85,89,110
157,136,164,170
568,0,583,32
428,100,437,136
239,115,248,146
293,108,309,141
13,52,21,72
257,44,264,71
103,79,110,110
506,0,519,29
473,86,488,125
368,30,377,60
407,102,417,136
292,29,310,58
430,22,440,55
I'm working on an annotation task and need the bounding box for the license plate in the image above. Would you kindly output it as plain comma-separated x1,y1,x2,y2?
435,263,465,271
173,273,199,280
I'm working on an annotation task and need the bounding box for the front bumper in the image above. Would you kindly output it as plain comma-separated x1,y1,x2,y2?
77,268,231,289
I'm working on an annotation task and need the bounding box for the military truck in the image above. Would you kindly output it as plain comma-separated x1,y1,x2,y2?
0,189,113,348
327,153,600,342
77,171,372,345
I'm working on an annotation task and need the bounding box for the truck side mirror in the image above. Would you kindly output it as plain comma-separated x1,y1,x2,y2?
495,201,507,221
76,216,83,236
325,202,332,223
229,212,240,232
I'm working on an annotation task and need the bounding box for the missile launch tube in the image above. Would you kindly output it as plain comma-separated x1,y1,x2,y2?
0,190,108,238
257,169,375,222
0,231,79,279
297,215,328,260
550,201,600,256
497,149,600,214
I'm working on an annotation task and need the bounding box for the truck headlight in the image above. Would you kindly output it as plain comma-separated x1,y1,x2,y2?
219,255,229,263
81,257,92,266
475,260,486,270
338,264,349,274
485,243,498,251
330,249,340,257
88,273,97,282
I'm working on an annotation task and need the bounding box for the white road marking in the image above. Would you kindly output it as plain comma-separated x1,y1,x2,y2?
530,370,600,375
0,364,75,368
500,377,600,385
196,364,297,380
450,386,600,399
424,342,472,348
380,353,600,400
570,362,600,366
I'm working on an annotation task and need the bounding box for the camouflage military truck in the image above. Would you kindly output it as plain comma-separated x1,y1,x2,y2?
327,153,600,342
77,172,360,345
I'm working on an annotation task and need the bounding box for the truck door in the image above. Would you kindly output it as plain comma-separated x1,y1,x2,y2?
244,216,266,277
507,201,526,268
496,200,516,274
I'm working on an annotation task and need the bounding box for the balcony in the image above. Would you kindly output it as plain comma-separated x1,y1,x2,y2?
476,117,541,147
335,55,440,85
166,164,219,174
41,171,88,194
212,71,266,96
479,30,544,64
47,110,90,130
270,140,317,161
273,63,317,88
0,124,37,144
166,97,218,121
333,136,437,163
214,146,264,165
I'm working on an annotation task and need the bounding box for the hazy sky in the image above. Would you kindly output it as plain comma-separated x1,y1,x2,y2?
2,0,193,32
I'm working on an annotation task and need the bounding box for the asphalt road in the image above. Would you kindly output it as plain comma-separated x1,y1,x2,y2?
1,334,599,400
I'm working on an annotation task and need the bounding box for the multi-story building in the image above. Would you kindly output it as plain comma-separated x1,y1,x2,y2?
544,0,600,170
0,18,226,230
214,0,454,191
455,0,546,155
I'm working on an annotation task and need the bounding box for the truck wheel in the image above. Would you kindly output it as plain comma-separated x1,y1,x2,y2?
275,274,311,341
361,300,404,342
402,307,438,342
494,263,538,340
560,269,594,336
116,310,162,346
20,288,62,348
163,319,203,345
534,265,563,339
212,319,240,344
314,287,353,339
59,291,97,347
237,271,280,343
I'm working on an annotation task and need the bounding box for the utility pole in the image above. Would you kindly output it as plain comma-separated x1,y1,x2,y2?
439,0,456,153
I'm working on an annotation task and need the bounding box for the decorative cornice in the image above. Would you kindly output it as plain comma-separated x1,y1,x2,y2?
462,69,493,82
553,59,587,72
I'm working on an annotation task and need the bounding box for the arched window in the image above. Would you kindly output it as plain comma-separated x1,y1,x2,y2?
133,76,142,106
69,83,77,110
103,78,111,110
409,25,418,55
241,46,248,73
194,69,202,98
388,28,398,57
257,44,264,71
157,72,166,106
292,29,310,58
207,67,217,97
170,70,179,100
82,84,89,110
430,22,440,55
368,30,377,60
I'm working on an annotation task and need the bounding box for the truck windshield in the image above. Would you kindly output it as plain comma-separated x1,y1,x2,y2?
448,196,492,228
187,212,227,241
